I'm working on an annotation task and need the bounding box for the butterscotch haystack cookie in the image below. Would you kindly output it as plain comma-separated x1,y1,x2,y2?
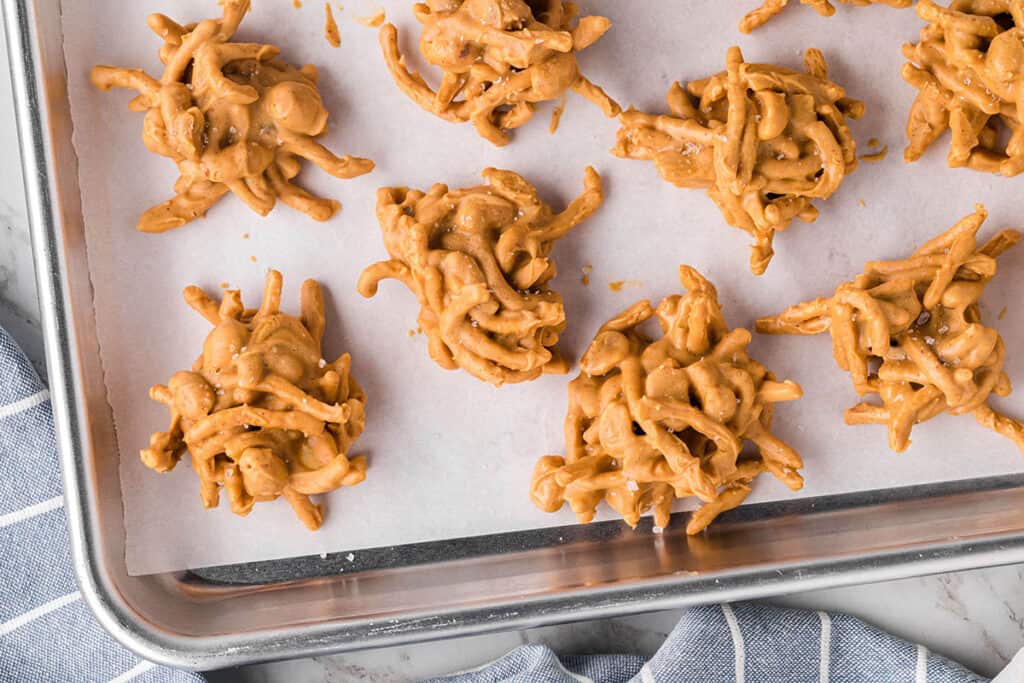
530,266,804,535
613,47,862,275
142,270,367,530
758,205,1024,453
91,0,373,233
902,0,1024,176
358,167,602,386
740,0,910,33
379,0,620,146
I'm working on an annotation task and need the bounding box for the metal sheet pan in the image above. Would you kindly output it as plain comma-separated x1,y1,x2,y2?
6,0,1024,670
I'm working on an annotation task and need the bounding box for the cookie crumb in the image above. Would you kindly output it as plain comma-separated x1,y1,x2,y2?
608,280,641,292
999,306,1008,321
860,145,888,163
581,263,592,286
354,7,385,27
250,255,257,263
549,96,566,134
324,3,341,47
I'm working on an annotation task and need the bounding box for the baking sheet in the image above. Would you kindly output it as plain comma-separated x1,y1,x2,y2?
62,0,1024,576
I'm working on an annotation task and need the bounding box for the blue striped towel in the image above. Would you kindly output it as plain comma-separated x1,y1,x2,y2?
0,325,203,682
430,602,1002,682
2,323,1019,682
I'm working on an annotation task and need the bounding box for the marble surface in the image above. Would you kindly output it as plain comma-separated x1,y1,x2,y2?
209,564,1024,680
0,24,1021,683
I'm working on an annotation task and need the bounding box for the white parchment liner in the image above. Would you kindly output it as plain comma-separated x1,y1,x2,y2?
62,0,1024,575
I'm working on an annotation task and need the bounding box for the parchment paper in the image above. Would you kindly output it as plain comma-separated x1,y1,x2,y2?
61,0,1024,576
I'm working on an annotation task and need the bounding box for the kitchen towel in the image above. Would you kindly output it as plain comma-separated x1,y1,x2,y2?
428,603,998,682
0,324,203,682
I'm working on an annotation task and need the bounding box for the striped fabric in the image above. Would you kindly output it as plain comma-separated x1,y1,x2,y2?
430,604,993,682
0,326,203,683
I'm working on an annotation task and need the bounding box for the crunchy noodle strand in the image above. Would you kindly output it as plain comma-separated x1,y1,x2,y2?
740,0,911,33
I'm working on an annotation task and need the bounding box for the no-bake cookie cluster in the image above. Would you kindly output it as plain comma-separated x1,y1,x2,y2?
92,0,373,232
614,47,863,275
531,267,804,534
759,206,1024,452
143,270,367,529
379,0,620,145
358,167,602,385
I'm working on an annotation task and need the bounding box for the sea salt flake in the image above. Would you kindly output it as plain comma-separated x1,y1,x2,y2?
652,526,664,535
626,480,639,491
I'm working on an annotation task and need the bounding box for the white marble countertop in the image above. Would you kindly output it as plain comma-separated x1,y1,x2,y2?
0,26,1021,683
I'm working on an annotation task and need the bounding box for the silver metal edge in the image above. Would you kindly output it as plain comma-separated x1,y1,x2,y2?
136,539,1024,670
7,0,1024,670
0,0,147,662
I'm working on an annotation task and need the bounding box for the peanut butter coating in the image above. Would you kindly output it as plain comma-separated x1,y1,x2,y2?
902,0,1024,176
758,205,1024,454
90,0,373,233
740,0,910,33
379,0,620,146
142,270,367,530
358,167,602,386
530,266,804,536
613,47,862,275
